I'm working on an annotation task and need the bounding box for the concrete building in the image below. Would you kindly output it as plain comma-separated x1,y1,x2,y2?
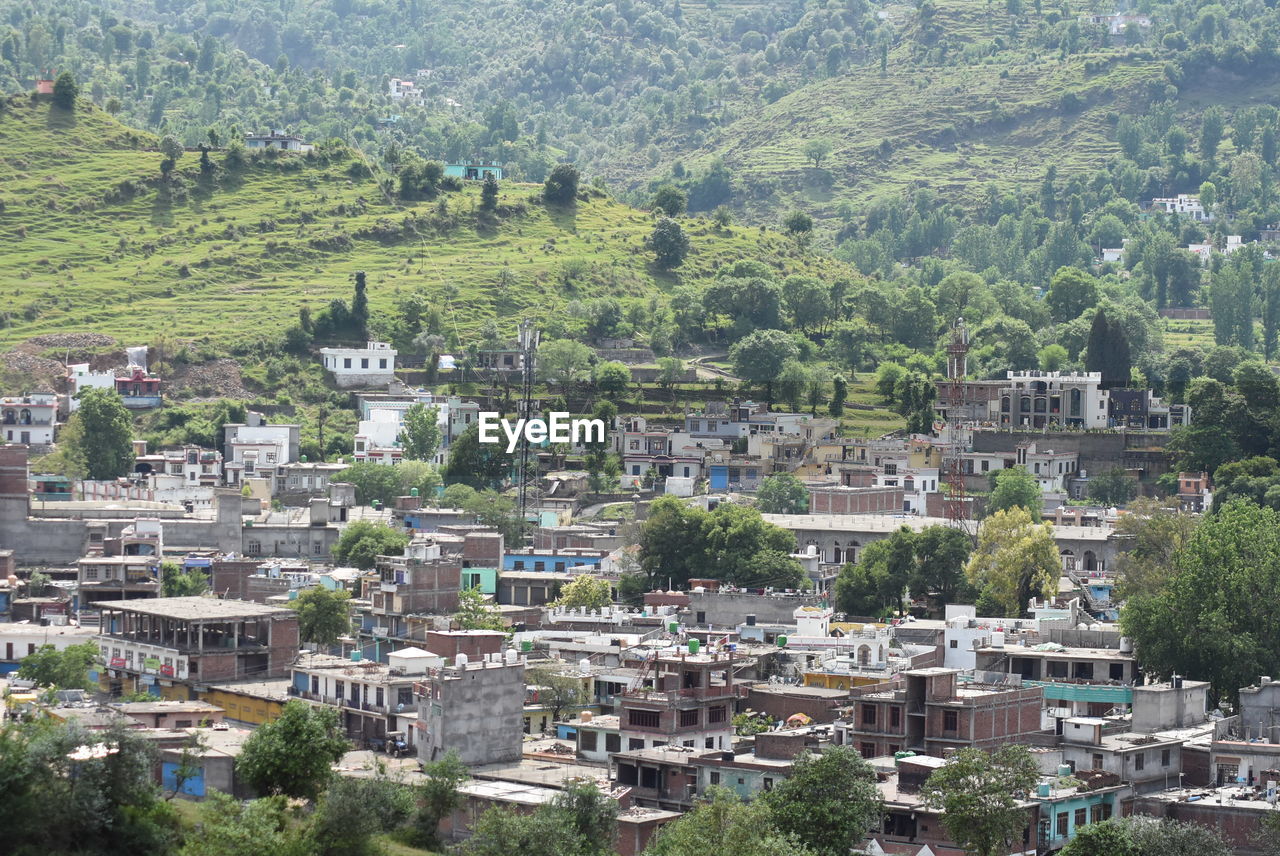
291,649,432,746
96,597,300,698
1150,193,1210,221
244,130,313,152
222,417,300,491
368,537,462,642
416,654,525,765
973,640,1139,721
0,393,57,445
133,445,223,508
111,700,225,728
320,341,397,388
618,652,738,753
0,622,99,674
691,728,824,800
834,668,1043,758
999,371,1109,429
65,364,117,412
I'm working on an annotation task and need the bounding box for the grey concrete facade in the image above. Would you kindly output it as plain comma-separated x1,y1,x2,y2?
417,658,525,766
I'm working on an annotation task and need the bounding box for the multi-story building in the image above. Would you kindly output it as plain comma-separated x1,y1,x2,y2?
368,537,462,642
222,417,300,491
618,651,738,754
319,341,397,388
999,371,1110,429
833,667,1043,758
290,648,434,745
115,366,163,409
1150,193,1210,221
973,637,1139,723
65,363,117,412
133,445,223,507
96,596,300,698
0,393,57,445
415,653,525,765
353,408,406,465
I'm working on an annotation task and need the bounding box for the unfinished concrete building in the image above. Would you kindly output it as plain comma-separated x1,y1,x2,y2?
416,653,524,766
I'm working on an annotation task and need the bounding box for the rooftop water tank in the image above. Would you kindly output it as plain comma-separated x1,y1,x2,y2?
1119,636,1133,653
1037,783,1051,797
504,649,518,664
1058,764,1072,777
455,653,469,669
990,630,1005,649
579,657,592,674
688,639,700,655
350,650,362,662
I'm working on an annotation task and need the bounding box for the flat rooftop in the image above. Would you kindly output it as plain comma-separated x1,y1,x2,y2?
763,513,1113,541
975,643,1134,660
111,701,223,714
98,596,293,621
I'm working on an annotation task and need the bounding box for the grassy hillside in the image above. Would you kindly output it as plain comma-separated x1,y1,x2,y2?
0,95,853,355
606,0,1280,228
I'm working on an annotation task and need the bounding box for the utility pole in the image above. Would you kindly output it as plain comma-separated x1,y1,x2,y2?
516,320,539,536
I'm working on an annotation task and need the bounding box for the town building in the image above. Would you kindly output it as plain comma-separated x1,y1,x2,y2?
65,364,117,412
222,416,300,491
618,651,738,754
320,341,398,388
444,162,503,181
973,637,1139,722
834,668,1043,758
291,649,430,746
115,366,163,409
367,537,463,642
96,597,300,698
133,444,223,507
0,393,57,445
999,371,1110,429
416,653,525,766
1150,193,1210,221
244,130,313,152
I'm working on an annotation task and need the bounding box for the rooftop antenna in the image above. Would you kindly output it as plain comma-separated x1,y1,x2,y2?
516,319,540,533
944,318,973,538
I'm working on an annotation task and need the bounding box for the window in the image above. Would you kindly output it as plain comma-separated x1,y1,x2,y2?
580,731,598,752
1057,813,1069,837
85,567,98,580
709,772,720,785
361,358,369,369
628,738,644,751
343,358,352,369
1074,808,1086,827
762,777,774,791
523,717,531,734
398,688,413,707
1092,753,1103,769
890,706,901,728
376,687,384,708
335,680,344,699
628,709,660,729
708,705,726,723
949,640,958,649
379,359,387,369
1133,752,1145,771
943,710,958,731
860,742,877,757
861,704,877,725
705,737,715,749
606,734,621,753
679,709,699,727
1161,748,1171,767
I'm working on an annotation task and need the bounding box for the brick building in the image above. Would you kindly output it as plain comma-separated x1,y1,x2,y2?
96,597,300,698
834,668,1043,758
618,652,739,754
808,485,906,515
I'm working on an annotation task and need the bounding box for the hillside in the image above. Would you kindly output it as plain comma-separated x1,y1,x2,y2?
0,96,853,357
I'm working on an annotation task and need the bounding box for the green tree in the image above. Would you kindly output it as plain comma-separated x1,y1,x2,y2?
68,389,135,480
965,507,1059,617
782,210,813,238
730,329,800,404
987,466,1042,515
306,774,414,856
453,586,507,631
920,745,1040,856
336,460,441,506
1087,466,1138,506
910,525,973,608
442,423,510,490
160,562,208,597
52,71,78,109
1045,266,1098,323
17,641,100,689
760,747,883,856
756,473,810,514
1127,817,1231,856
551,781,618,856
829,374,847,416
539,339,594,393
1038,344,1069,371
802,139,833,168
415,751,468,849
553,574,612,610
480,173,500,211
180,791,304,856
874,362,907,404
638,495,707,588
657,356,685,400
1085,307,1131,387
290,587,353,647
235,701,349,802
459,805,584,856
1122,499,1280,703
331,520,410,569
649,217,690,268
543,163,580,204
1112,498,1199,599
593,361,630,398
1059,819,1134,856
651,184,687,217
401,403,443,462
527,666,587,723
646,787,816,856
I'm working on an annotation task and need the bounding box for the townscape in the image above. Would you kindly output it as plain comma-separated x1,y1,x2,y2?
7,1,1280,855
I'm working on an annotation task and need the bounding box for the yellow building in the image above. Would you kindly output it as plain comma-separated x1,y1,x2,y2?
198,680,291,726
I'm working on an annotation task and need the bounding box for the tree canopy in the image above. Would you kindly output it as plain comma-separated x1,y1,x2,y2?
291,587,353,648
331,520,410,569
756,473,810,514
920,745,1040,856
965,507,1059,617
235,700,349,802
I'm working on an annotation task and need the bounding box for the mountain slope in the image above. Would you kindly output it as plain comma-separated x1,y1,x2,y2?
0,96,854,352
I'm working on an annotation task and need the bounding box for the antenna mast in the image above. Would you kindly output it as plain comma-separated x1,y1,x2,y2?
516,319,540,534
944,318,970,529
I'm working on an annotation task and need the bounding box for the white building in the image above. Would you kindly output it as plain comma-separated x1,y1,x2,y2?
388,77,425,105
223,422,299,489
134,445,223,508
1150,194,1210,221
1186,235,1245,265
244,130,313,153
998,371,1109,430
66,364,117,412
320,341,398,388
354,408,407,465
0,393,58,445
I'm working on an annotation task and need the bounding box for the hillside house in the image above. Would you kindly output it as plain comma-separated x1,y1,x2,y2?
0,393,57,445
320,341,398,388
66,364,118,412
444,162,503,181
388,77,425,105
115,367,162,409
244,130,313,153
1150,194,1211,221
